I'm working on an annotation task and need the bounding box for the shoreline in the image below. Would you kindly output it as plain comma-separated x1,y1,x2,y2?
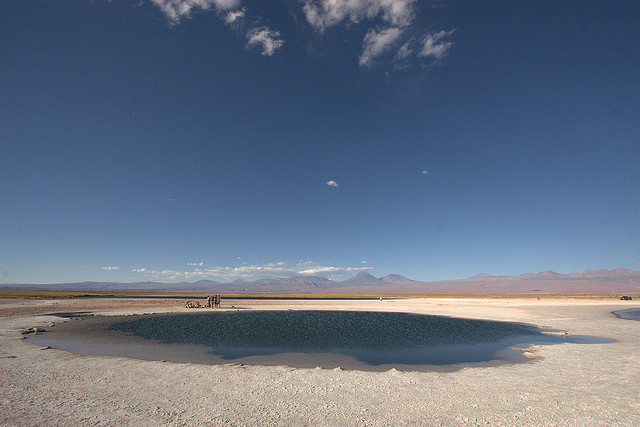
2,297,639,425
22,309,567,373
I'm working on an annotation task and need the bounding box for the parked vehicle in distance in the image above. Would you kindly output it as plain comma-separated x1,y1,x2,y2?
620,296,633,300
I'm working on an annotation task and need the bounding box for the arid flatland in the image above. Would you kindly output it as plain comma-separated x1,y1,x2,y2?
1,296,639,425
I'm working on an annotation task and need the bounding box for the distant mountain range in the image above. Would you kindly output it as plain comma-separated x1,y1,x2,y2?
2,269,638,294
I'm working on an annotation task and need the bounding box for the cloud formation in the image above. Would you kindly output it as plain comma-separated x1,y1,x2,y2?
359,27,402,66
147,0,455,67
326,180,339,187
301,1,455,68
246,27,284,56
150,0,241,24
101,266,119,270
224,8,245,24
131,261,372,282
297,266,370,276
301,0,416,31
395,41,413,60
302,0,421,68
419,30,455,59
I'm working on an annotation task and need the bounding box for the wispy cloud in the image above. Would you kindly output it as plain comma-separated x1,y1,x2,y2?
147,0,455,69
212,0,240,10
301,1,454,69
395,41,413,60
326,180,339,187
187,262,204,266
301,0,416,31
150,0,241,24
302,0,417,68
224,8,245,24
359,27,403,67
131,261,372,281
419,30,455,59
421,170,428,175
297,266,371,276
101,266,119,270
246,27,284,56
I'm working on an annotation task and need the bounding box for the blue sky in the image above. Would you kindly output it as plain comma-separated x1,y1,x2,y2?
1,0,638,284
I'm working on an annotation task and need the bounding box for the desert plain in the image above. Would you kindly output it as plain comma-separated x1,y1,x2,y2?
1,295,639,426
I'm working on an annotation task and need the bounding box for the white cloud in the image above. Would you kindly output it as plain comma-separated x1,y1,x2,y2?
359,27,402,67
326,180,339,187
298,266,373,276
302,0,416,31
395,41,413,60
212,0,240,10
246,27,284,56
301,1,454,69
150,0,242,24
101,266,119,270
187,262,204,266
225,8,245,24
131,261,372,281
419,30,455,59
148,0,454,69
421,170,428,175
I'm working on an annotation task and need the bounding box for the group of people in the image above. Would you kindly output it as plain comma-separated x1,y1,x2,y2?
184,295,222,309
206,294,221,308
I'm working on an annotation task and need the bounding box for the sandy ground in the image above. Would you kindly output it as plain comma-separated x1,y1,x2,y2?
1,297,639,426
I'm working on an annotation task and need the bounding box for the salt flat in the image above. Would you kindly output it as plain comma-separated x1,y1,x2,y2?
1,297,639,426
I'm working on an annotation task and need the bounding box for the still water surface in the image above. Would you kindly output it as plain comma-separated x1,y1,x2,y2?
615,308,640,321
29,310,613,371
